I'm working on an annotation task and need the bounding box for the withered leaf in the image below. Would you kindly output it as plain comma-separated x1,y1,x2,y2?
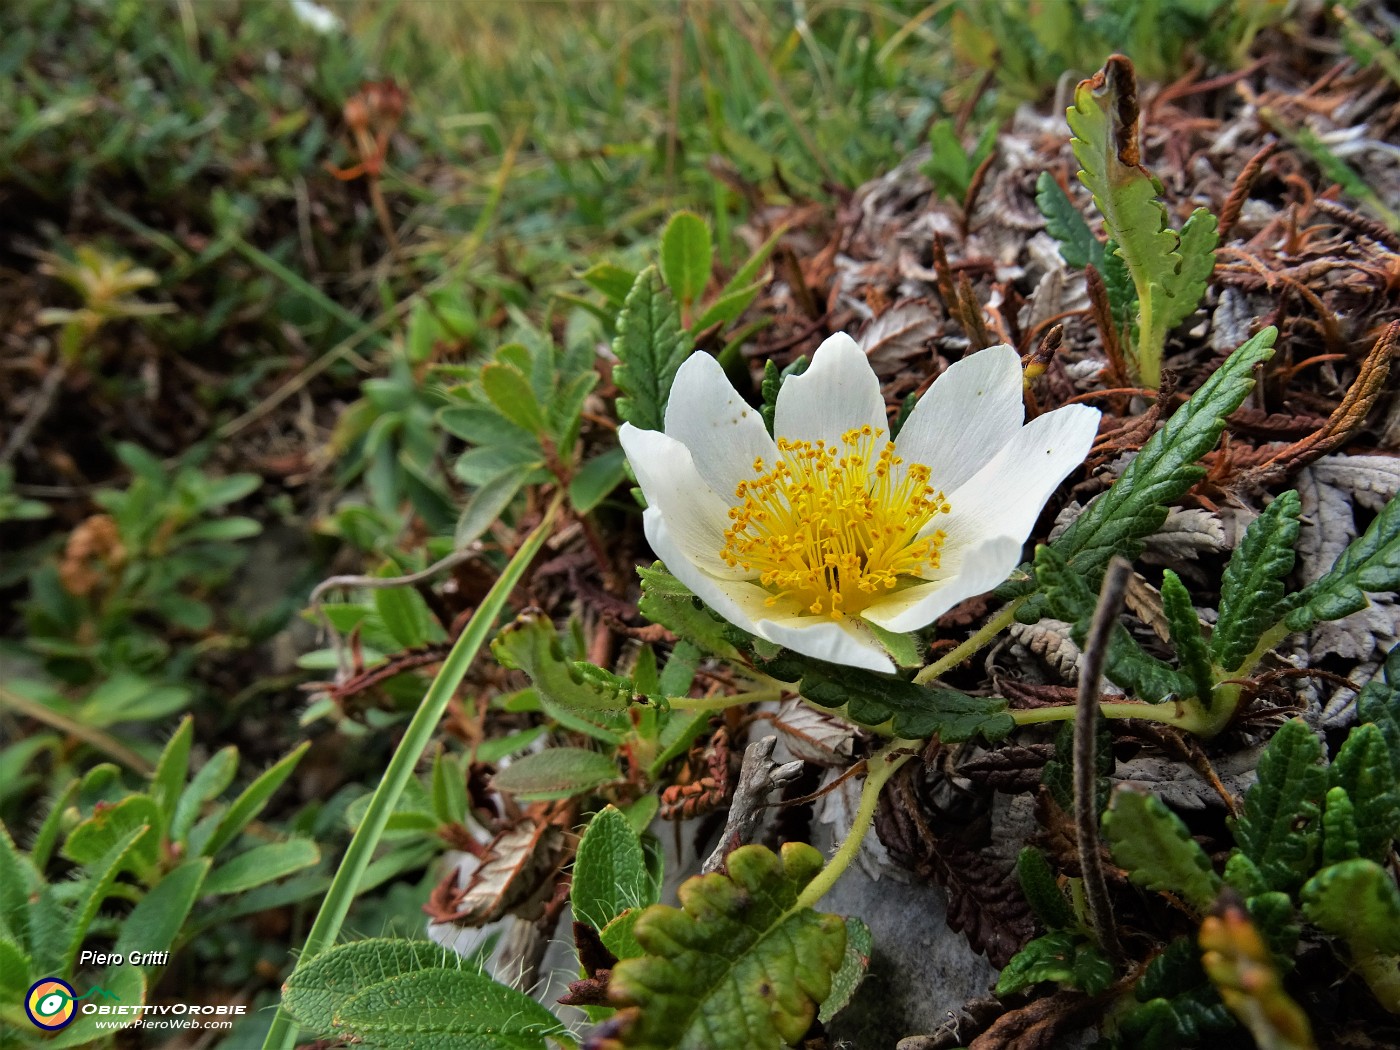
425,819,564,926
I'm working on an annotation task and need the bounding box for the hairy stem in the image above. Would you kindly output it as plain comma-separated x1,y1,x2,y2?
1075,557,1128,966
1010,698,1208,732
668,687,783,712
913,599,1024,686
794,736,917,910
260,498,560,1050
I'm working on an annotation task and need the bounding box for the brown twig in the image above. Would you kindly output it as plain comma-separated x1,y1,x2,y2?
701,736,803,874
1236,319,1397,490
1218,141,1278,242
1075,557,1130,966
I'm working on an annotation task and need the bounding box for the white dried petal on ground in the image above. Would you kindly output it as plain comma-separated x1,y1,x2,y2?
1297,457,1400,661
1209,289,1254,355
1009,618,1082,681
1311,454,1400,511
1124,573,1173,644
770,698,858,766
859,301,941,369
812,764,904,882
1141,507,1227,562
1113,746,1264,810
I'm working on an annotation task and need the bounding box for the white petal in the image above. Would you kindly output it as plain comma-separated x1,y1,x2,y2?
935,403,1101,551
663,352,777,502
773,332,886,447
894,344,1025,493
642,511,777,633
619,424,746,578
860,534,1024,633
756,616,896,673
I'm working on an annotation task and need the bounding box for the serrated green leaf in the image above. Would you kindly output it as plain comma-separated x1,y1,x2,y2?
1330,723,1400,862
1006,327,1276,613
491,748,620,801
581,261,640,306
112,858,209,967
1017,846,1075,931
1036,171,1104,271
1247,891,1301,964
1224,853,1268,899
601,843,846,1050
1104,789,1221,912
64,825,149,974
1285,492,1400,632
819,916,871,1025
203,838,320,896
1119,989,1236,1050
570,447,628,513
613,266,693,431
282,938,472,1035
332,967,569,1048
1357,643,1400,778
573,806,654,933
1230,720,1326,894
491,611,632,742
199,743,308,857
637,563,743,662
1068,57,1209,386
996,931,1115,997
1322,786,1360,865
1034,544,1188,702
1300,858,1400,1013
1301,858,1400,955
1136,936,1210,1003
61,795,161,879
480,358,547,435
765,654,1013,742
1213,490,1301,671
1162,570,1215,703
1162,208,1218,330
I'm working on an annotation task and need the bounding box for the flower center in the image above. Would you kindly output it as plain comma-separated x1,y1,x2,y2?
720,425,950,620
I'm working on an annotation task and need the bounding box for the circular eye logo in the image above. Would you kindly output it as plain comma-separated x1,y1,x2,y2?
26,978,77,1030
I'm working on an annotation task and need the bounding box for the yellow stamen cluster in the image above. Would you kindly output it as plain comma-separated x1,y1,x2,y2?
720,425,951,620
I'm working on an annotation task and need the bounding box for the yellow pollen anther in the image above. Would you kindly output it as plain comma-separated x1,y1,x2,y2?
720,427,951,620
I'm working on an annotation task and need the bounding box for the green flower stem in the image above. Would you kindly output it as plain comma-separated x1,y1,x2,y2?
794,736,917,910
913,599,1024,686
668,687,783,712
1010,698,1210,733
260,498,560,1050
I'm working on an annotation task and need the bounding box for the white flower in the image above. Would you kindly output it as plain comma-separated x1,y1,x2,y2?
619,334,1101,672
